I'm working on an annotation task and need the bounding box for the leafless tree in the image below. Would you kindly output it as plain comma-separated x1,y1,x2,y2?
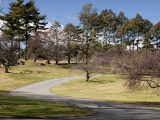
106,47,160,89
0,35,18,73
77,52,104,81
28,31,55,64
50,21,65,64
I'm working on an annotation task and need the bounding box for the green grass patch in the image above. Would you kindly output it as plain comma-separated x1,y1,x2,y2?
0,94,90,119
52,74,160,105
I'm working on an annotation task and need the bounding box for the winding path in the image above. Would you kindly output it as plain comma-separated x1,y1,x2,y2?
10,76,160,120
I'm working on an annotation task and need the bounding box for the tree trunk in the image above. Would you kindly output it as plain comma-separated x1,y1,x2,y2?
108,31,111,48
137,44,138,51
103,30,107,46
156,44,159,50
55,31,59,65
5,38,13,73
121,35,124,46
5,65,9,73
137,33,139,51
46,59,51,64
18,40,21,59
127,31,131,51
55,59,59,65
67,34,71,65
132,40,135,50
25,40,28,60
68,58,71,64
34,57,37,62
108,38,111,48
86,70,90,82
86,33,90,82
24,33,29,60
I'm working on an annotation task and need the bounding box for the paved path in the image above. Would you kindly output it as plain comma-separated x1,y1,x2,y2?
10,76,160,120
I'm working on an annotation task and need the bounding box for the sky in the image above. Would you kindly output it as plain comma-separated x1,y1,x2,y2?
1,0,160,25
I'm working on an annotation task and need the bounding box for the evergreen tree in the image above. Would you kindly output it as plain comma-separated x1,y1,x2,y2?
128,14,152,50
0,0,47,60
79,3,98,81
0,0,24,38
64,23,77,64
117,12,128,26
143,32,153,49
142,20,153,49
23,0,47,60
0,4,22,72
9,0,24,58
116,12,128,45
129,14,142,50
150,21,160,49
99,9,117,47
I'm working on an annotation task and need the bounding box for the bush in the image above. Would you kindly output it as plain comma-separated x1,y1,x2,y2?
106,47,160,89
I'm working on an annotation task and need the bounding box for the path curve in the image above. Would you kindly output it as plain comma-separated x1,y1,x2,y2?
10,76,160,120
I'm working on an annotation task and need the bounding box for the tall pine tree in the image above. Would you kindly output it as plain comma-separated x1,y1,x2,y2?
23,0,47,60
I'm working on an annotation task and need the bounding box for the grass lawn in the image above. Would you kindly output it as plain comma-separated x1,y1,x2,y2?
0,60,83,91
0,60,89,119
52,74,160,106
0,94,89,119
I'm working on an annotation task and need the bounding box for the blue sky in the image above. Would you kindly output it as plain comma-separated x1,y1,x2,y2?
1,0,160,25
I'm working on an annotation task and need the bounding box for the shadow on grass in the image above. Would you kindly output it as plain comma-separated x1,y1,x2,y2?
1,90,160,119
9,70,49,75
129,102,160,108
56,63,78,69
0,91,90,119
89,79,116,84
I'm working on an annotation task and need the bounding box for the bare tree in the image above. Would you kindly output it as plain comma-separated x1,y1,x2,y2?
28,31,45,62
107,48,160,89
77,52,104,81
50,21,65,64
28,30,55,64
0,35,18,73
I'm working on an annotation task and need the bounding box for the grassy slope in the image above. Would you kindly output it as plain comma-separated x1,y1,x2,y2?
0,60,83,91
52,74,160,104
0,60,88,118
